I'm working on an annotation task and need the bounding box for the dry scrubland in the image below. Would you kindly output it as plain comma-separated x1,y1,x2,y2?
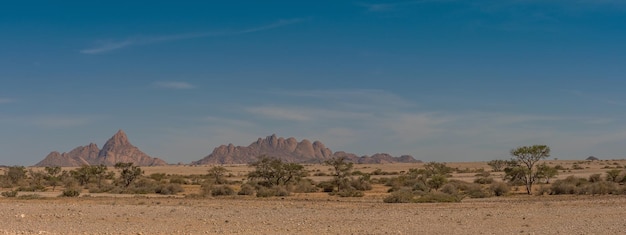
1,160,626,234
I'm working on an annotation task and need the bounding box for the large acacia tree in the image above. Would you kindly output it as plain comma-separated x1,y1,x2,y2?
509,145,551,194
248,156,307,187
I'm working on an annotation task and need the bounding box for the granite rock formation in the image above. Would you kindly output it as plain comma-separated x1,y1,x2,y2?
34,130,167,167
192,134,420,165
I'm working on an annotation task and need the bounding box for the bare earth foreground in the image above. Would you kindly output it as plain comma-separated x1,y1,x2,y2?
1,195,625,235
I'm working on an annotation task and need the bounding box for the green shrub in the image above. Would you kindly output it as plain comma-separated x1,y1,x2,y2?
1,190,18,197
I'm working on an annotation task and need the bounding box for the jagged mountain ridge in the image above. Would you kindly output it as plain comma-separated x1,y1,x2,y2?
34,130,168,167
192,134,420,165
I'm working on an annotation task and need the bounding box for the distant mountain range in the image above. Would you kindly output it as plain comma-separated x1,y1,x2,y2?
34,130,167,167
34,131,420,167
192,134,420,165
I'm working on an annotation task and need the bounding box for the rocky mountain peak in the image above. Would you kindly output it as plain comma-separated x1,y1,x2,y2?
34,130,167,167
104,129,130,148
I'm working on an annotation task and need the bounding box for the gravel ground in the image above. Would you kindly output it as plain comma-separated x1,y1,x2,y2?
1,195,625,234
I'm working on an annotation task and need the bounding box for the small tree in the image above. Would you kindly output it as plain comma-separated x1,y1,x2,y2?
324,156,354,193
114,162,143,187
605,169,622,182
509,145,551,194
6,166,27,185
91,164,110,189
207,166,229,184
535,163,558,184
71,165,94,186
488,160,506,172
44,166,62,191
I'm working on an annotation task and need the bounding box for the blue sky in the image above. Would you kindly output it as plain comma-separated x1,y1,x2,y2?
1,1,626,166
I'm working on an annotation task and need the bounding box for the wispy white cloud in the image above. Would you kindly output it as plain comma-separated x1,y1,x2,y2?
26,116,95,129
134,88,626,162
271,88,414,110
246,106,311,121
237,88,626,160
81,19,305,54
357,0,455,12
562,89,624,106
237,18,305,34
152,81,196,90
0,98,14,104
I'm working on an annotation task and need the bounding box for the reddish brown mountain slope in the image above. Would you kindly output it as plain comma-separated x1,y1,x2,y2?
192,134,420,165
34,130,167,167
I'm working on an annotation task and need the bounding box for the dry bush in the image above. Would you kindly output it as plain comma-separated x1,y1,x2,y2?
237,183,255,195
317,181,335,193
350,176,372,191
154,183,184,195
489,182,509,196
474,177,494,184
440,183,459,195
383,189,415,203
211,185,235,196
464,184,488,198
582,181,617,195
293,179,318,193
1,190,18,197
335,188,364,197
87,184,115,193
18,194,42,199
256,186,290,197
588,174,602,183
60,188,80,197
415,192,461,203
149,173,166,182
17,185,46,192
550,176,588,195
168,176,189,185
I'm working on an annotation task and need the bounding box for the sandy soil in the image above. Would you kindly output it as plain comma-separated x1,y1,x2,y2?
1,195,625,235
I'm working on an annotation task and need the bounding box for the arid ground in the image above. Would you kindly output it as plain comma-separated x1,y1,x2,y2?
2,160,626,234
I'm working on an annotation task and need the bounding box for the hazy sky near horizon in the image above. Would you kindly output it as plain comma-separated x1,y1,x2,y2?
1,1,626,165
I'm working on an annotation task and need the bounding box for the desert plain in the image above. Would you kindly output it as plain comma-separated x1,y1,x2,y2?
1,160,626,234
